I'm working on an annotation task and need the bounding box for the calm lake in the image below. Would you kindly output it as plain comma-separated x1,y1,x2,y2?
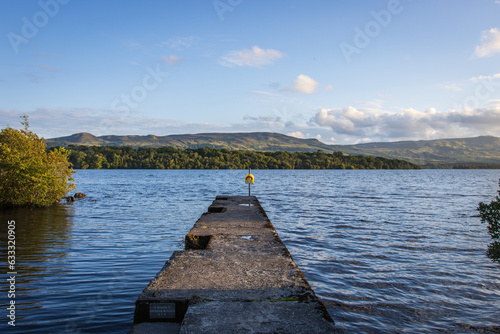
1,169,500,333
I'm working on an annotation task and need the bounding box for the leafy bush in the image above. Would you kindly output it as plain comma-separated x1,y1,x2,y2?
0,116,75,207
478,181,500,261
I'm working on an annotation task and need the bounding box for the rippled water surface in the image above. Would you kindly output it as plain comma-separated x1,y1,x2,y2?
1,169,500,333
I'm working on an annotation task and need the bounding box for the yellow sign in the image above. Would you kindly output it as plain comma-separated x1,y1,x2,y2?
245,173,254,184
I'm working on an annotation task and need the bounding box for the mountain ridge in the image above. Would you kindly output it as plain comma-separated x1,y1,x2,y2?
46,132,335,152
45,132,500,167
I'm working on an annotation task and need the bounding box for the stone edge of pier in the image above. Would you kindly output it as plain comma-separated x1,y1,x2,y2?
129,196,338,333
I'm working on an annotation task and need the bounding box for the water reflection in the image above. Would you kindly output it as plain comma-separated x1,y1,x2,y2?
0,203,74,293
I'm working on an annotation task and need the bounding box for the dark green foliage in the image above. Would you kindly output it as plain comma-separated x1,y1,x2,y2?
478,181,500,261
0,116,75,207
45,132,500,168
65,145,420,170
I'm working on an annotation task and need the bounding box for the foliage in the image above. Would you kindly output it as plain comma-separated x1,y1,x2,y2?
0,116,75,207
477,181,500,261
46,132,500,168
64,145,420,170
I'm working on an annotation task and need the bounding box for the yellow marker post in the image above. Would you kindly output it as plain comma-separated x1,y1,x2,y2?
245,168,254,196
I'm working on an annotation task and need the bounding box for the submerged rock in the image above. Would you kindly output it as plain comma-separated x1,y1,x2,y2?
66,193,86,202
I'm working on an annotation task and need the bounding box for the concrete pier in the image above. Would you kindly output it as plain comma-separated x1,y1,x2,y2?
130,196,337,333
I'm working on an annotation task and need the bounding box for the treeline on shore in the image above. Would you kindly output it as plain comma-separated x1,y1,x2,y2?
425,163,500,169
61,145,421,170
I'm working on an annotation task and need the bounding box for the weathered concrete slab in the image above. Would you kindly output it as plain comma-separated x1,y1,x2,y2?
180,301,336,334
128,322,181,334
130,196,337,333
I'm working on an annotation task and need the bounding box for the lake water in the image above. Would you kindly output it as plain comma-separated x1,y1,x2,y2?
1,169,500,333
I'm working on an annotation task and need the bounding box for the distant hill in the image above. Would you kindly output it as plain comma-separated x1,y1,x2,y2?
45,132,336,152
45,132,500,167
337,136,500,167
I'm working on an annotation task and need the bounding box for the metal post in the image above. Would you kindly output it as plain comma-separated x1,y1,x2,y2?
248,168,251,196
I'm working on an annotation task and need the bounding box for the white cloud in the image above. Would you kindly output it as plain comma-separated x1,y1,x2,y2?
325,85,334,91
0,108,219,138
6,103,500,145
312,104,500,141
241,114,288,131
158,36,199,50
474,28,500,57
288,131,305,138
438,82,462,91
39,64,61,72
122,39,145,49
292,74,319,94
313,107,374,135
0,108,305,139
470,72,500,83
249,90,281,97
162,55,183,65
218,46,284,68
360,100,385,110
24,73,39,83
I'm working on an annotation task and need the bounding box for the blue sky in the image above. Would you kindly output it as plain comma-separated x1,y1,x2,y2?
1,0,500,144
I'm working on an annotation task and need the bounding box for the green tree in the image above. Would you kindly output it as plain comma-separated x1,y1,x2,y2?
478,180,500,261
64,145,420,170
0,116,75,207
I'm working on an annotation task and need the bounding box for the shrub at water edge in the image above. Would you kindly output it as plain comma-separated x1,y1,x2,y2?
477,181,500,261
0,116,75,207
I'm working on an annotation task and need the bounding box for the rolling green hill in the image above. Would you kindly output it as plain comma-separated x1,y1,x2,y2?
45,132,336,152
336,136,500,167
45,132,500,168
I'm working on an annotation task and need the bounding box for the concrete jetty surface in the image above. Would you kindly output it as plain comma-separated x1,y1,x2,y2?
130,196,337,333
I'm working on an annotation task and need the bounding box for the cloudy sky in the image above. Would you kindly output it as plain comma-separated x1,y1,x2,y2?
1,0,500,144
